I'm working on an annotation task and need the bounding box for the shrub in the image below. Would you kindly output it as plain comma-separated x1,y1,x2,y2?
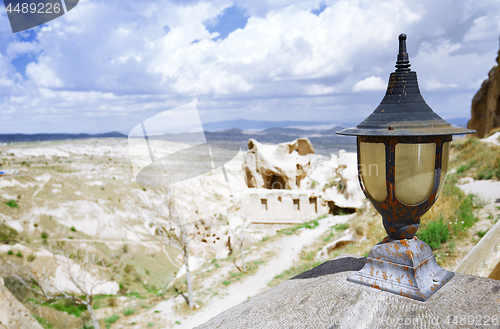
43,299,86,317
70,226,76,232
333,223,350,231
323,232,334,242
476,168,494,180
299,220,319,230
7,250,13,255
16,251,22,258
118,283,127,295
476,230,489,238
82,322,94,329
123,264,135,274
457,194,478,230
0,224,18,243
28,254,36,262
322,178,337,191
41,232,48,239
33,315,53,329
122,307,135,316
417,218,450,250
105,314,120,327
5,200,18,208
354,226,364,235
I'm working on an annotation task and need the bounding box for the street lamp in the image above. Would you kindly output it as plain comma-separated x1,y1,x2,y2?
337,34,475,301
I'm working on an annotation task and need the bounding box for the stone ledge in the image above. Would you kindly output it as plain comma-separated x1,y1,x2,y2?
196,255,500,329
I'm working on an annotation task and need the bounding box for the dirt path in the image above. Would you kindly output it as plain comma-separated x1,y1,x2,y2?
458,179,500,205
119,214,353,328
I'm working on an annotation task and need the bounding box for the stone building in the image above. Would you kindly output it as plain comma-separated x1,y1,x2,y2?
241,190,329,226
239,138,362,228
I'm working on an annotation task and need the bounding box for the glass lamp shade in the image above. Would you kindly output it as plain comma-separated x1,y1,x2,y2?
395,143,436,205
437,141,451,196
359,142,387,202
359,140,451,206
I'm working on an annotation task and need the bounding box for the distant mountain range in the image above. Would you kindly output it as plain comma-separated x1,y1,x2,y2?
152,126,356,155
208,126,357,154
0,117,471,155
0,132,126,143
201,119,349,131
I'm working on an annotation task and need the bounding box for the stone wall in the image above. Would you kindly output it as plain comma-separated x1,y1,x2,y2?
241,190,329,225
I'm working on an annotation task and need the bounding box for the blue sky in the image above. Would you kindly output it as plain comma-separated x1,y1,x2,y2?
0,0,499,134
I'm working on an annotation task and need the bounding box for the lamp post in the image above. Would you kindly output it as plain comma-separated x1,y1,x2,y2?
337,34,475,301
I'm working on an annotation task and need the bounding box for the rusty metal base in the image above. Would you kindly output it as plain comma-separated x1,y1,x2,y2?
347,236,454,301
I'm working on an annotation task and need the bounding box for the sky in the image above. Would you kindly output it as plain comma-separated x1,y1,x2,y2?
0,0,499,134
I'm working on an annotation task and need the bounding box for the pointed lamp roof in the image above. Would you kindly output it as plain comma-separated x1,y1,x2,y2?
337,34,475,137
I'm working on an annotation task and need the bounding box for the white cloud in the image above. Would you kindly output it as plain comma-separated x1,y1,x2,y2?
305,84,335,95
423,77,458,90
352,76,386,92
6,41,39,58
0,0,499,133
26,61,64,88
463,10,500,43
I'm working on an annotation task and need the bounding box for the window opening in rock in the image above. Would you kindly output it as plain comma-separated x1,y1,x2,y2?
309,197,317,213
327,201,356,215
261,199,268,210
267,174,286,189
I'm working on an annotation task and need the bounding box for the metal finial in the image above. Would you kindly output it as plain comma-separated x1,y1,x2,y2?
396,33,410,71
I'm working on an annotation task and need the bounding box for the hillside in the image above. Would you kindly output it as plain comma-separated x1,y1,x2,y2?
0,134,498,328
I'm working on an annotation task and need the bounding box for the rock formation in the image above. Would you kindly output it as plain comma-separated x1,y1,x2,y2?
322,150,365,210
243,138,315,190
467,40,500,138
0,277,44,329
176,218,229,261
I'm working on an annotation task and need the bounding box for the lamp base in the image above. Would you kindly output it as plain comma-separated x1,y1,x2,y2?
347,236,454,301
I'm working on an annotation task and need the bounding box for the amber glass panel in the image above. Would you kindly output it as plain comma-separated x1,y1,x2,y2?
359,142,387,202
395,143,436,205
437,141,450,197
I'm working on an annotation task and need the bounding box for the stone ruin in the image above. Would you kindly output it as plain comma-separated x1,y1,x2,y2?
243,138,315,190
238,138,364,227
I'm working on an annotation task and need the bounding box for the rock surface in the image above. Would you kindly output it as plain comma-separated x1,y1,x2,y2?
468,42,500,138
243,138,315,189
322,150,364,209
196,255,500,329
0,277,43,329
